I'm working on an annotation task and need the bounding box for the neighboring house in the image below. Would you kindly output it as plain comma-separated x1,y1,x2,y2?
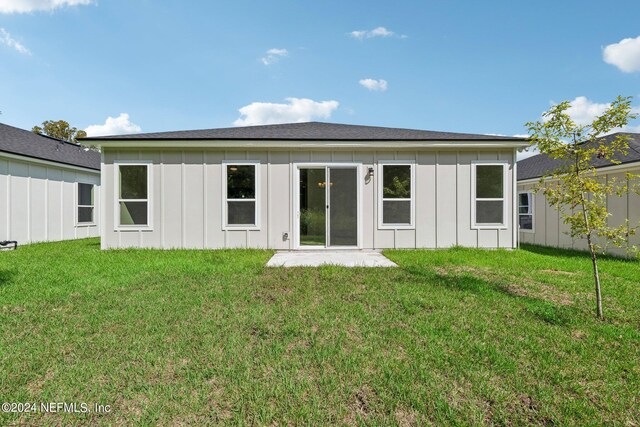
517,132,640,257
0,123,101,245
81,122,528,250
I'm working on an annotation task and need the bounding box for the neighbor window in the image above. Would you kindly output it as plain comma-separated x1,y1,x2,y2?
77,183,94,224
519,192,534,231
117,163,150,227
225,163,259,228
472,163,506,227
379,163,414,228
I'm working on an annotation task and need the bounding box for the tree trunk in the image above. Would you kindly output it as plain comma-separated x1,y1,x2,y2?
587,236,604,319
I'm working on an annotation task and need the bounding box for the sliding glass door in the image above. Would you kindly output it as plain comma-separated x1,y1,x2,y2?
298,165,359,248
328,168,358,246
299,168,327,246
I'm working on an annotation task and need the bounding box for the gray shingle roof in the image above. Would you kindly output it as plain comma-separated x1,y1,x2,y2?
0,123,100,171
80,121,526,141
517,132,640,181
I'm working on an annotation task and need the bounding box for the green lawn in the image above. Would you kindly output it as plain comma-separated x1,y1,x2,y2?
1,239,638,425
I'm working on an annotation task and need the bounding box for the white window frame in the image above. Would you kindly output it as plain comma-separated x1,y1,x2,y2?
377,161,416,230
471,161,508,230
518,191,535,233
114,160,153,231
222,161,261,230
76,182,96,227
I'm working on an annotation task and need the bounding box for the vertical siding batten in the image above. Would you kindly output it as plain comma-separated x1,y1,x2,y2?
45,172,49,241
181,151,185,248
27,165,31,242
434,151,438,248
160,151,165,248
455,151,459,246
203,151,207,249
6,169,11,240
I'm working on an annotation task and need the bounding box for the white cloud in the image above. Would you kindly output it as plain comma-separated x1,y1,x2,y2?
359,78,388,92
0,0,93,13
544,96,640,133
603,36,640,73
0,28,30,55
349,26,405,40
563,96,640,127
85,113,141,137
563,96,611,126
233,97,339,126
261,48,288,65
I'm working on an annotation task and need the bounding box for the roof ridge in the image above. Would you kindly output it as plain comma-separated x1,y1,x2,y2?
80,121,527,141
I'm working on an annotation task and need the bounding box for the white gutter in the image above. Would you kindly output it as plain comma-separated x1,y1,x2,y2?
85,139,530,150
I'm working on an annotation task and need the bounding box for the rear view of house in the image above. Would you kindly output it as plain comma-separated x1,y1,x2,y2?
517,132,640,257
83,122,528,250
0,123,101,245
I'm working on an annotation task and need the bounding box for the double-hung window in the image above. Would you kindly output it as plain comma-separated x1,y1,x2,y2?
224,162,260,229
117,163,151,228
472,162,507,228
518,192,534,232
77,183,95,225
378,162,414,229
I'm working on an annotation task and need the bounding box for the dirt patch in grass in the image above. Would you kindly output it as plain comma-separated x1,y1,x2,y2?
394,407,422,426
433,265,491,276
344,385,380,424
540,269,577,276
434,265,574,306
26,370,54,395
505,280,574,306
572,330,586,340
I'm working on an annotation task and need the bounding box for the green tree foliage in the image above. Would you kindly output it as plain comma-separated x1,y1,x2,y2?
32,120,87,143
526,96,639,319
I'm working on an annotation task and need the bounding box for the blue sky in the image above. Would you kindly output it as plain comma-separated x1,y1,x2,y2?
1,0,639,141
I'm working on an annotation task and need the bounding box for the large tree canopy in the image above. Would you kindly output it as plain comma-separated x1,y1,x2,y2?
32,120,87,143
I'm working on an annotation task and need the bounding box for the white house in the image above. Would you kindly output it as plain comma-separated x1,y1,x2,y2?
0,123,101,245
81,122,528,250
517,132,640,257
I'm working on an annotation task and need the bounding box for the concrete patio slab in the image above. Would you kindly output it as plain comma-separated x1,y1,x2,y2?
266,251,398,268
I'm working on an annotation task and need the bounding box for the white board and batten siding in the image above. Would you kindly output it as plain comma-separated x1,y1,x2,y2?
0,154,100,244
518,164,640,257
101,148,517,250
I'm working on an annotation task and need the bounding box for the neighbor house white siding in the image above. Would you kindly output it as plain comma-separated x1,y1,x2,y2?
0,153,100,244
101,148,516,250
518,164,640,257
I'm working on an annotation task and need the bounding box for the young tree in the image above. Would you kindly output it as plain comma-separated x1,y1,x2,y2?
32,120,87,143
526,96,639,319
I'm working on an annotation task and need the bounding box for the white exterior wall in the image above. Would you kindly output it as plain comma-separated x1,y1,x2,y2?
0,154,100,245
101,148,516,250
518,165,640,257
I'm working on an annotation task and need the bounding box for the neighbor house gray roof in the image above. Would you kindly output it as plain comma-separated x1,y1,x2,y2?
517,132,640,181
80,121,526,141
0,123,100,171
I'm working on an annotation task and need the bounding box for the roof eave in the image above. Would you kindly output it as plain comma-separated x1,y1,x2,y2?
83,138,529,149
0,150,100,172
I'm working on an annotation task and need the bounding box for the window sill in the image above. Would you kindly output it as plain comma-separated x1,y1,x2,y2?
76,223,96,228
471,225,508,230
114,226,154,232
223,226,261,231
378,225,415,230
519,229,535,234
